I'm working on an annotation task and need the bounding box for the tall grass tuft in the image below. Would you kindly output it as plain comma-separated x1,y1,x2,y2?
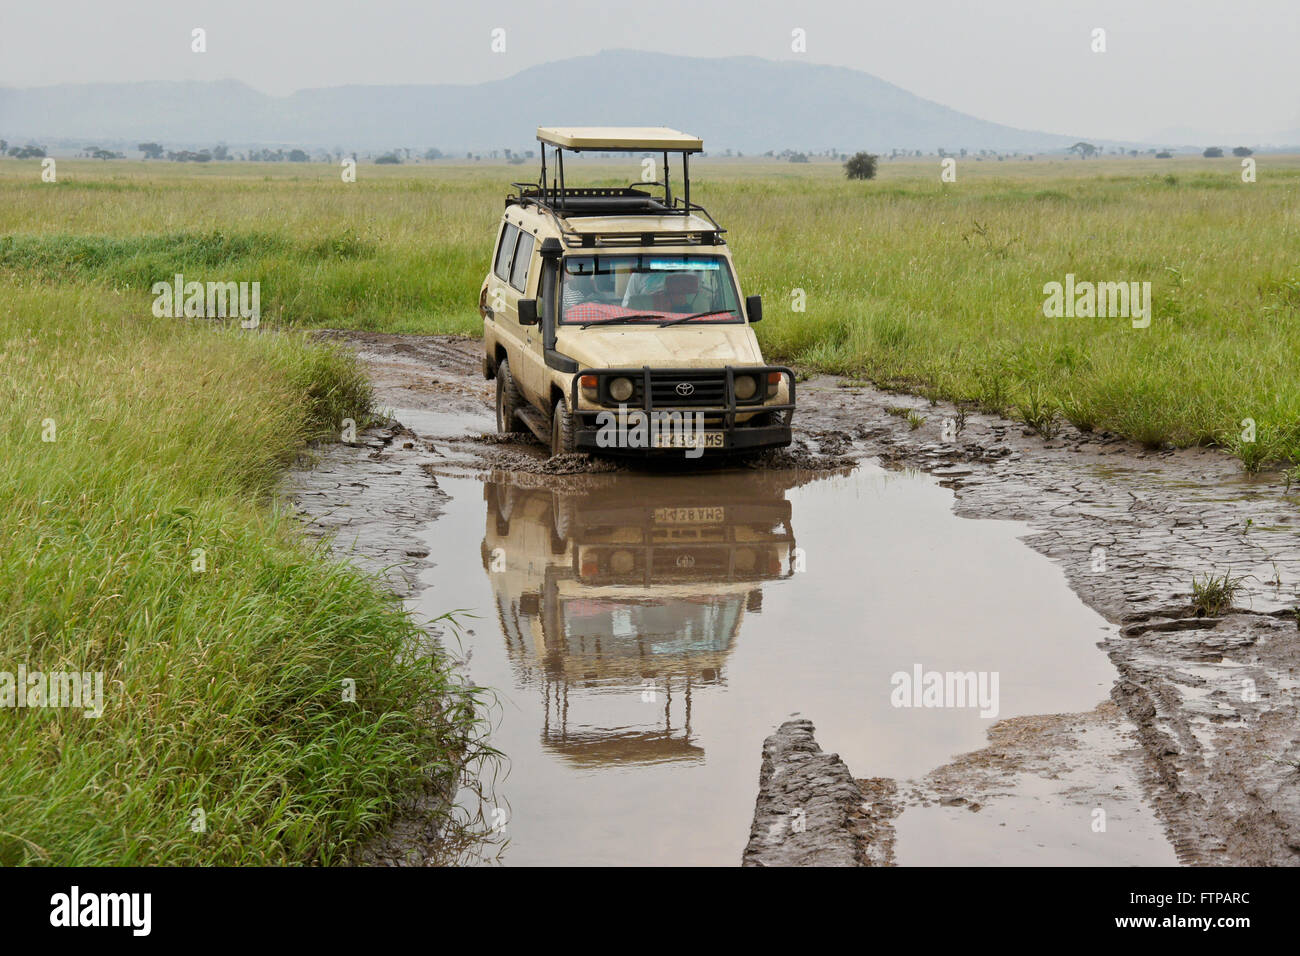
1190,569,1250,617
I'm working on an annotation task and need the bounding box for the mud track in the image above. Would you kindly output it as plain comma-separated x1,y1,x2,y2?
293,331,1300,866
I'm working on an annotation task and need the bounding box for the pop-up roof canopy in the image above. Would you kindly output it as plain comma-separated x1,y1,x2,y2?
513,126,722,247
536,126,703,152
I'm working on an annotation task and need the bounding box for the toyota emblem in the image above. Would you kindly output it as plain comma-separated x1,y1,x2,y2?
675,382,695,396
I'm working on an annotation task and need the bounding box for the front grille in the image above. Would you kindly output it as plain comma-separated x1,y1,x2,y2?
635,372,727,407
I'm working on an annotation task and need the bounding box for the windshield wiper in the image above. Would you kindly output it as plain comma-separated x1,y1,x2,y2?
658,310,734,327
578,313,661,330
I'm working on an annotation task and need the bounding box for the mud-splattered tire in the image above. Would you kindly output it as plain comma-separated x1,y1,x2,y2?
550,397,575,457
496,359,524,433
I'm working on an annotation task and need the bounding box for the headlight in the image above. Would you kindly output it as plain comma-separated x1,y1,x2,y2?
608,376,634,402
734,374,758,400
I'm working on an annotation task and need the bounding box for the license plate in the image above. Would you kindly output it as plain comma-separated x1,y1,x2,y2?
652,431,724,449
653,506,724,524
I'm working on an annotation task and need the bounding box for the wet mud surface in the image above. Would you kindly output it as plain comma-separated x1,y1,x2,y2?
289,331,1299,866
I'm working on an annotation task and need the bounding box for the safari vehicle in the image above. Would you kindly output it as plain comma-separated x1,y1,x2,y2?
480,127,795,457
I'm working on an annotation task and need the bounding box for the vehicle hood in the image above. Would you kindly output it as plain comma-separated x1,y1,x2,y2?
555,325,764,369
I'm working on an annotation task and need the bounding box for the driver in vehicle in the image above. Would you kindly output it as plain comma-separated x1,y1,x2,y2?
653,272,701,314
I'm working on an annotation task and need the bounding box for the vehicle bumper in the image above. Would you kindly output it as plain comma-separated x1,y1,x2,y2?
569,365,795,456
571,422,792,455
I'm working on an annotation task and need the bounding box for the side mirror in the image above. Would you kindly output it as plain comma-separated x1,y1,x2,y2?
746,294,763,323
518,298,539,326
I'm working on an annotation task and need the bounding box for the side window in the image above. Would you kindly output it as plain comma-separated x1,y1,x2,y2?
509,232,535,292
493,223,519,281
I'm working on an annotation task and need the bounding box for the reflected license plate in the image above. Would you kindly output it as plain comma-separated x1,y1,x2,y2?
653,506,724,524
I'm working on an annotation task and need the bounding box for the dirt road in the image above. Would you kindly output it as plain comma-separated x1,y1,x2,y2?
290,331,1299,866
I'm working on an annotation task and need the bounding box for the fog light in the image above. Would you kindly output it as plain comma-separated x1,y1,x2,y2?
734,375,758,400
609,376,634,402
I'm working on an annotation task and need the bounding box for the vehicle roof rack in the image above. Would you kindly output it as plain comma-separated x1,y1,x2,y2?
506,126,725,248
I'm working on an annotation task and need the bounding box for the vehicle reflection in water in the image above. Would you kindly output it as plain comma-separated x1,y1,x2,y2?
435,463,1169,865
479,472,797,767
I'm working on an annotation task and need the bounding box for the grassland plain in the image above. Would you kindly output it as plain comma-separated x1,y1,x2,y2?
2,154,1298,470
0,280,490,865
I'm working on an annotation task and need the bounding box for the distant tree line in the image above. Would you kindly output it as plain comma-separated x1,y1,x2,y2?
3,142,46,159
0,137,1267,165
122,143,489,163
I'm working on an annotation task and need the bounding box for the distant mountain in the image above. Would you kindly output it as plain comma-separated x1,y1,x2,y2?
0,50,1077,154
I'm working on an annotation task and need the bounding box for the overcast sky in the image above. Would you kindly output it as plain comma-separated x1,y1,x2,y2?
2,0,1296,142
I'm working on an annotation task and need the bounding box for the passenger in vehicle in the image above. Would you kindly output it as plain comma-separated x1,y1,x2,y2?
562,273,597,316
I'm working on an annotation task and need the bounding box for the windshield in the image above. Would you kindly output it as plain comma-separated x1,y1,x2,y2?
559,254,743,327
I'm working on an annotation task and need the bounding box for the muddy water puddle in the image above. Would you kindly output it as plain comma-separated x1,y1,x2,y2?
407,459,1175,865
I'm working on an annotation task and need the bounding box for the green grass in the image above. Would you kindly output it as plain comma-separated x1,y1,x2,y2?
1190,569,1250,617
1017,384,1062,438
2,155,1298,466
0,281,488,865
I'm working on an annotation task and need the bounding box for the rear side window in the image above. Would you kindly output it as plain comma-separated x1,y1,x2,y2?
494,223,519,281
510,232,535,292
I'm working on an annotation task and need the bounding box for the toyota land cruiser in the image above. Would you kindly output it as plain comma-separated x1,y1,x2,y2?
481,127,795,458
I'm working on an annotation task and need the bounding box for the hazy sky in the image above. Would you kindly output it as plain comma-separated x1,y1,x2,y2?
2,0,1296,141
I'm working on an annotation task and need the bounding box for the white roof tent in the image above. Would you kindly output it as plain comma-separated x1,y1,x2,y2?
511,126,723,248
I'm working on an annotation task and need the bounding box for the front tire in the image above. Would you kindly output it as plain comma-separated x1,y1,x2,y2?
550,397,575,457
496,359,524,434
